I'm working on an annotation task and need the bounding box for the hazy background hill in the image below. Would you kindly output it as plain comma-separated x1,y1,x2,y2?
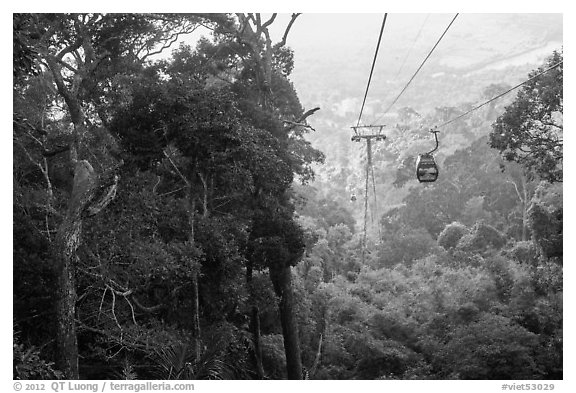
282,13,562,108
265,13,563,230
279,13,562,140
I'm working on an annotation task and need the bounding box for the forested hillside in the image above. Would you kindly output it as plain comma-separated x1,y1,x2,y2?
13,13,562,381
285,13,563,228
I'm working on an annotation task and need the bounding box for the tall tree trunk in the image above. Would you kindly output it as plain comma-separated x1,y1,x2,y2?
46,53,86,379
54,218,80,379
54,159,96,379
190,272,201,360
53,157,119,378
250,306,265,378
521,175,529,241
269,265,302,380
246,262,265,379
308,303,328,379
186,193,201,361
507,173,531,242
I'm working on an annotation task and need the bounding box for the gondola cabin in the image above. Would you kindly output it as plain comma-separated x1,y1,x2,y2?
416,153,439,183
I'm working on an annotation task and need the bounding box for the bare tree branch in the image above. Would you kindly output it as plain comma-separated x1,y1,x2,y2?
139,23,201,61
283,120,316,132
108,285,122,331
283,107,320,132
131,297,163,313
260,14,277,32
98,286,108,322
46,54,79,74
76,321,151,352
279,13,301,47
296,106,320,123
163,149,189,186
43,145,71,157
55,32,83,60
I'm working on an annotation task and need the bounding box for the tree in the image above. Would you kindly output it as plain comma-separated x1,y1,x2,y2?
490,50,563,183
527,204,562,261
13,14,40,81
376,228,438,268
106,15,323,379
456,221,506,254
15,13,205,379
437,222,469,250
438,313,541,379
205,14,322,379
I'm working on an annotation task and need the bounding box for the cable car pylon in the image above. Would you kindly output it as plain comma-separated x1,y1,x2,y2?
351,125,386,260
351,125,387,142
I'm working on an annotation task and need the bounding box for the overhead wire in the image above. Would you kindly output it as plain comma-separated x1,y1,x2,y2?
372,13,459,124
358,14,456,243
355,14,388,259
349,14,560,214
356,14,388,127
434,60,563,129
391,14,431,82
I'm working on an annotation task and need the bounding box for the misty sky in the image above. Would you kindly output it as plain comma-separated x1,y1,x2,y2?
175,13,562,114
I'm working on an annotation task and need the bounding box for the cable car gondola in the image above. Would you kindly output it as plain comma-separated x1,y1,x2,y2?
416,129,440,183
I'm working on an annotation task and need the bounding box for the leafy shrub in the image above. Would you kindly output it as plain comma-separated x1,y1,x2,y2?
506,241,538,265
531,260,563,295
438,221,469,250
484,256,516,302
261,334,287,379
377,228,439,267
456,221,506,253
13,336,63,380
528,203,562,260
437,313,541,379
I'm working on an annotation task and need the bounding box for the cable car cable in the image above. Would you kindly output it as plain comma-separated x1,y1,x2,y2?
414,60,561,183
353,15,388,257
435,60,563,129
373,13,459,124
392,14,431,81
356,14,388,127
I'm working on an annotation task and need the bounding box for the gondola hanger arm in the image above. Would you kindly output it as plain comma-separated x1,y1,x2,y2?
427,128,440,154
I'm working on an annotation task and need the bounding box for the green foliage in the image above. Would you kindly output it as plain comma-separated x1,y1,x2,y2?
483,256,516,302
13,14,40,81
294,184,356,232
505,241,539,266
376,228,439,268
14,333,63,380
438,221,469,250
456,221,506,253
154,340,233,380
118,357,138,380
490,50,563,183
297,248,564,379
531,260,562,296
261,334,287,379
527,203,562,260
437,313,541,379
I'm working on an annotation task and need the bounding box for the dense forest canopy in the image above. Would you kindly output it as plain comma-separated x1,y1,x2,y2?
13,13,562,381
